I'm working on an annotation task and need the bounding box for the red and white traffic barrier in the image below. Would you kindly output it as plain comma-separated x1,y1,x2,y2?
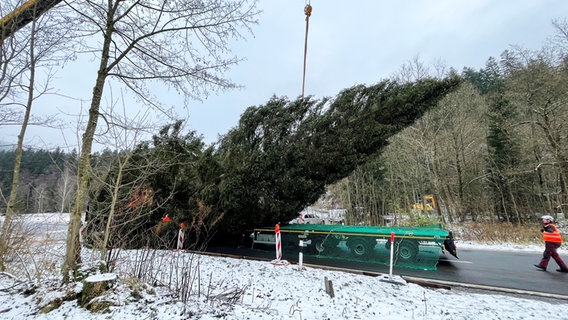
275,223,282,260
271,223,288,266
177,228,185,250
379,231,407,285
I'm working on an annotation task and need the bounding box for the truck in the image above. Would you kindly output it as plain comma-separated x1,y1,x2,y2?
251,223,457,270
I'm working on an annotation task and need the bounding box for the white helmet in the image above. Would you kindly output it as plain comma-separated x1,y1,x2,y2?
541,215,554,222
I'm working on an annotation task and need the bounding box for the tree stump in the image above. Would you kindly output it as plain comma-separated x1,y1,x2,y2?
81,273,117,310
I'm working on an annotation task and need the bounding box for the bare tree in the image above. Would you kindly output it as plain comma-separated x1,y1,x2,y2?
0,1,78,270
502,44,568,210
0,3,25,101
62,0,259,280
431,83,488,222
382,58,443,220
549,18,568,55
55,162,76,213
0,19,35,270
390,55,431,84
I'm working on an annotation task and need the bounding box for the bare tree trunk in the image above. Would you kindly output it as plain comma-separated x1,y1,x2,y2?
62,75,107,281
344,178,352,224
62,23,112,281
58,166,75,213
101,152,130,260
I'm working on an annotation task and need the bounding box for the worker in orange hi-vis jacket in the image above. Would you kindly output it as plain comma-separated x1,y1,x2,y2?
534,215,568,272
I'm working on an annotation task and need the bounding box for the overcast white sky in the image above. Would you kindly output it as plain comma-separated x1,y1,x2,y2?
1,0,565,151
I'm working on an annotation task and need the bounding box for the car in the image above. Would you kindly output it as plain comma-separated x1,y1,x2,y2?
303,214,324,224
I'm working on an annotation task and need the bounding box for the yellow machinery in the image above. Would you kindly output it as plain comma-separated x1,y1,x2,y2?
412,195,437,211
0,0,62,42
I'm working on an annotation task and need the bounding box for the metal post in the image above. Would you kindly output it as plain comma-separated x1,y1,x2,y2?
299,239,304,269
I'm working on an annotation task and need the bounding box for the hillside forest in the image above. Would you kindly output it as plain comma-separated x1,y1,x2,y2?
0,3,567,275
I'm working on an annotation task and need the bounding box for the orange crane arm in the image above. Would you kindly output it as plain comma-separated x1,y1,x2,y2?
0,0,63,42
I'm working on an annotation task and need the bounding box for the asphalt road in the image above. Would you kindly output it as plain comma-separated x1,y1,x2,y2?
207,244,568,298
433,248,568,296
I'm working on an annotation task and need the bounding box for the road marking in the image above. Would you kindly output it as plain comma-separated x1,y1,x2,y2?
439,259,473,264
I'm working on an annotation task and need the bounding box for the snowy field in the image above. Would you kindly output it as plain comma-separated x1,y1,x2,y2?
0,213,567,320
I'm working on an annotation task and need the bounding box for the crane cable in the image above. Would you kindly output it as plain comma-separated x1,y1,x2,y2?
301,1,312,99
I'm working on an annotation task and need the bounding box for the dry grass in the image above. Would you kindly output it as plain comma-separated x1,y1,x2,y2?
448,221,545,245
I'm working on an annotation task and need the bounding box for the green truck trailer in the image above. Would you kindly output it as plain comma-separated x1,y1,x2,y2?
251,224,458,270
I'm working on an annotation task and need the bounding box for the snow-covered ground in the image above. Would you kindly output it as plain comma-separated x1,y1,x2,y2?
1,213,567,320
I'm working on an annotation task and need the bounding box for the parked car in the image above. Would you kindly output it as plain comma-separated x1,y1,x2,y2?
303,214,324,224
290,213,325,224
